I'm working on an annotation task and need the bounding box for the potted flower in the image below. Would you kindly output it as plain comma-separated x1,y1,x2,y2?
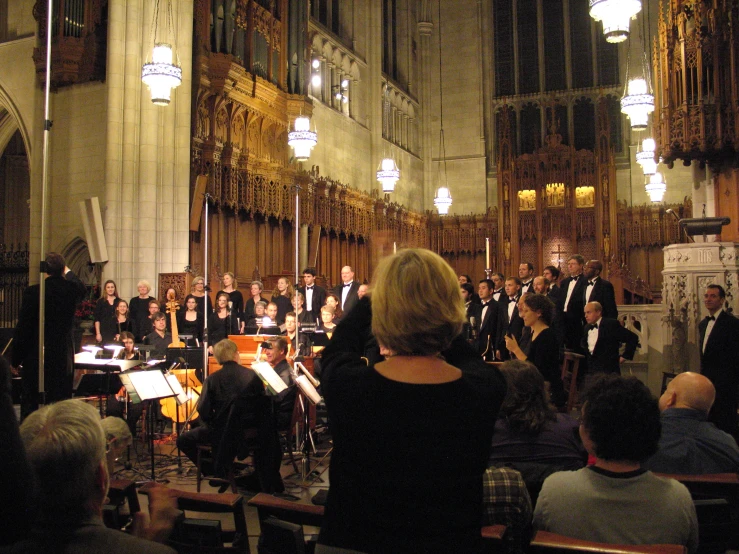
76,286,98,335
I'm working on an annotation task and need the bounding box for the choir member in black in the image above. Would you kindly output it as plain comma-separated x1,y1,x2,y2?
100,298,134,346
177,294,204,344
94,280,120,343
129,280,155,340
282,312,309,358
291,292,313,325
325,293,343,323
244,280,266,322
105,331,144,435
191,275,213,316
208,292,239,354
218,272,244,332
318,305,338,335
503,294,566,409
244,301,269,334
144,312,171,359
270,277,293,324
137,299,160,342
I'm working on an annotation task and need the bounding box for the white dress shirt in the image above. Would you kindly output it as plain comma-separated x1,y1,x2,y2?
702,309,722,353
585,276,599,303
305,286,314,311
563,276,580,312
341,282,351,308
587,317,602,354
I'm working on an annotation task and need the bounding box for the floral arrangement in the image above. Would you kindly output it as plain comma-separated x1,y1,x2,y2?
75,285,99,320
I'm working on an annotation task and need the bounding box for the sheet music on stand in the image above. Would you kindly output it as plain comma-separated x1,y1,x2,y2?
251,361,288,396
119,370,180,404
294,361,321,405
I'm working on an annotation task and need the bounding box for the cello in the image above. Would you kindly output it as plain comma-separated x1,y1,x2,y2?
160,290,201,423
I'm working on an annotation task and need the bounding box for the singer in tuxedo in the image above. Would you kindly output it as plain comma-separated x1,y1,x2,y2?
557,255,587,351
581,302,638,376
582,260,617,319
334,265,361,315
461,283,482,344
698,284,739,438
496,278,524,361
299,267,327,318
476,279,499,360
519,262,535,294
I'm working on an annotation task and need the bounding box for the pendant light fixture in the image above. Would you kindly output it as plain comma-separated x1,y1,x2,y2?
141,0,182,105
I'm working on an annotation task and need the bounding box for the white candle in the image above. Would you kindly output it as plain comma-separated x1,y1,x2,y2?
393,242,397,254
485,238,490,269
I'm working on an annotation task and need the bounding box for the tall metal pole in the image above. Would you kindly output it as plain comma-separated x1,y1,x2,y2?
38,0,54,402
202,193,210,377
294,183,300,356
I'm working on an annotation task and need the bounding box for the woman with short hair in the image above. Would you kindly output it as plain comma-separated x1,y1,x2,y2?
317,248,506,553
129,280,155,341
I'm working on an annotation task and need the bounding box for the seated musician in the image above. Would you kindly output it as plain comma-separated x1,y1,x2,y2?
244,301,268,334
262,337,296,432
176,339,284,493
282,312,309,358
105,332,144,436
144,312,171,360
258,302,282,336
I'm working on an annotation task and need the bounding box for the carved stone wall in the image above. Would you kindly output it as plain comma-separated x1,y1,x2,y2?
662,242,739,373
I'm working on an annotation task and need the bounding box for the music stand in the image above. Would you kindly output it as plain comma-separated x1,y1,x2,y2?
289,361,324,485
119,370,183,481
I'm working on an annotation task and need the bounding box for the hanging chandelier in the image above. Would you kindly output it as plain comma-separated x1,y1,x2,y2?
621,77,654,131
434,187,453,215
288,116,318,161
377,158,400,193
433,0,452,214
589,0,641,43
636,137,657,175
141,0,182,105
645,172,666,202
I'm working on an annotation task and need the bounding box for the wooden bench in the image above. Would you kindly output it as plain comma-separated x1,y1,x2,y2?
530,531,688,553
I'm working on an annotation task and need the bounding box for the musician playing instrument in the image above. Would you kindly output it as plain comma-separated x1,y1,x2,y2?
105,331,144,435
144,312,171,359
282,312,309,358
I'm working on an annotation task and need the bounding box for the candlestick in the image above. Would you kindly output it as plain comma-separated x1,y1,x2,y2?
485,238,490,269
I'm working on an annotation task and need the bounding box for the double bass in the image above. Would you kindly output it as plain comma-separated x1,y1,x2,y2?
160,290,201,423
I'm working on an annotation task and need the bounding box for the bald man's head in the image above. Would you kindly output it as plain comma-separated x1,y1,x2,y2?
659,372,716,415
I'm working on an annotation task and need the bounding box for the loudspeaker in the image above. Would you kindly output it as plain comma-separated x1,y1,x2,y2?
78,197,109,263
189,175,208,232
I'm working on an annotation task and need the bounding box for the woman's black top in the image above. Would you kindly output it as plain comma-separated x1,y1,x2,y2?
217,289,244,317
193,294,213,316
129,296,154,336
527,327,566,408
272,295,292,324
178,311,204,342
208,311,239,344
100,317,134,344
94,297,120,325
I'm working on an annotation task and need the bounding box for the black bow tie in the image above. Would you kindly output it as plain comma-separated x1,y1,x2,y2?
343,283,351,288
588,281,596,286
706,316,716,321
588,323,599,330
509,296,516,302
306,286,313,289
523,281,532,286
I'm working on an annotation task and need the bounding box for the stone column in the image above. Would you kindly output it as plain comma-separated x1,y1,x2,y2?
104,0,192,297
691,160,717,242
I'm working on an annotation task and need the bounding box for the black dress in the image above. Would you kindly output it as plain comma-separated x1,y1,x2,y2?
193,294,213,317
177,311,204,343
527,327,566,408
272,295,292,324
129,296,154,340
94,297,120,334
217,289,244,316
208,311,239,345
100,316,134,345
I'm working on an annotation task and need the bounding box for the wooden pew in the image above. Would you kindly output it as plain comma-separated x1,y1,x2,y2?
529,531,687,554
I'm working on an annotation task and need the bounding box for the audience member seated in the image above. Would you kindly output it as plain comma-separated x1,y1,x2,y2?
13,399,177,553
643,371,739,474
482,465,532,554
533,374,699,552
317,248,506,553
490,360,587,506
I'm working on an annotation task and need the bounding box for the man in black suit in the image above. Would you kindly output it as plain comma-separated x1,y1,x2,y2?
518,262,535,294
461,283,482,343
299,267,327,319
582,301,638,376
334,265,361,315
496,277,524,361
476,279,499,360
583,260,618,319
557,255,587,351
543,265,562,304
698,284,739,439
491,272,505,302
12,252,86,419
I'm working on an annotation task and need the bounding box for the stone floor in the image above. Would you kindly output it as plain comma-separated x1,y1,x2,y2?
114,430,331,551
